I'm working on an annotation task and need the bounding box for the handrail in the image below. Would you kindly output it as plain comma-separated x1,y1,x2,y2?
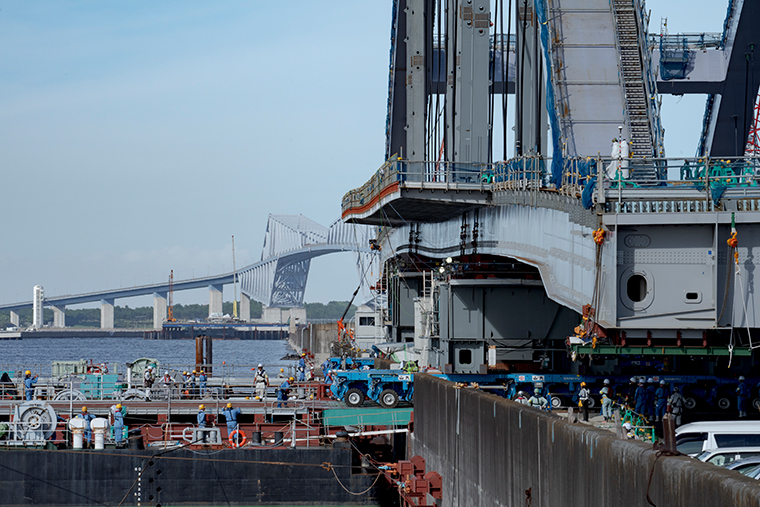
341,158,494,216
342,154,760,216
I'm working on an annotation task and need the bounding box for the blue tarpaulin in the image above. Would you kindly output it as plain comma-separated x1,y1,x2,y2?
582,177,596,209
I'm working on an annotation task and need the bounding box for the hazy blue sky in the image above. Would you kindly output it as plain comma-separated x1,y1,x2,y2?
0,1,730,308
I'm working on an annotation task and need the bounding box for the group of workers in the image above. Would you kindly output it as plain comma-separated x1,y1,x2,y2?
514,388,550,410
513,376,745,427
631,378,671,422
573,376,755,426
69,404,127,448
197,403,240,428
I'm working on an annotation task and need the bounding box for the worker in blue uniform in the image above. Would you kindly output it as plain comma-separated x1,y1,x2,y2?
645,378,656,420
625,377,637,408
634,380,647,416
221,402,242,444
277,377,293,407
111,403,125,446
196,404,208,444
298,354,306,382
190,371,197,398
654,380,669,422
737,376,750,417
23,370,38,401
221,403,241,430
197,404,206,427
77,406,95,447
198,370,207,397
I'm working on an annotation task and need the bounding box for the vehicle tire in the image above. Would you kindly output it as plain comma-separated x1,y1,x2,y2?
379,389,399,409
753,398,760,411
684,397,697,410
345,388,365,408
550,396,563,409
718,397,731,410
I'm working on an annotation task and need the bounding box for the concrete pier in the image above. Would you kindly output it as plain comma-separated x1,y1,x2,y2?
100,298,114,329
240,293,251,322
208,284,223,317
51,305,65,328
153,292,167,330
262,305,282,323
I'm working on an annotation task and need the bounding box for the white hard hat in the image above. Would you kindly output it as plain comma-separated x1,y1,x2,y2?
164,371,169,376
258,363,263,367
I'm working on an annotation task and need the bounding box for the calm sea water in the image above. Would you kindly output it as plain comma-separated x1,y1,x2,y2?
0,337,296,373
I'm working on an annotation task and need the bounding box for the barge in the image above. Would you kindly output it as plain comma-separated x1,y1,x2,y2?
0,361,409,506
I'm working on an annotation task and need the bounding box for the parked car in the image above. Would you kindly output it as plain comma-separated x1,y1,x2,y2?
725,456,760,474
696,447,760,467
676,421,760,456
740,464,760,479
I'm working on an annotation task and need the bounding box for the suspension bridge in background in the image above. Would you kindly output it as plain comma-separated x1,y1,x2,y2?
0,215,374,330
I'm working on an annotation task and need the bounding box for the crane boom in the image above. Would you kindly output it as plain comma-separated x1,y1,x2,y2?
167,270,176,322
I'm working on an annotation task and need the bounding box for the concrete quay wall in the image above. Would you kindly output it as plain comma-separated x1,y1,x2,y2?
288,323,339,364
412,374,760,507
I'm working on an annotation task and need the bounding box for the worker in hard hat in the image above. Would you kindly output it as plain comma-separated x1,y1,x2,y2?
23,370,38,401
110,403,125,447
277,368,285,379
600,379,613,422
197,404,207,428
654,380,670,422
297,353,307,381
190,370,197,398
77,406,95,447
220,402,242,443
143,366,155,389
645,378,656,421
198,370,207,397
577,382,590,422
277,377,294,407
528,388,548,409
253,364,268,400
634,380,647,417
737,376,750,417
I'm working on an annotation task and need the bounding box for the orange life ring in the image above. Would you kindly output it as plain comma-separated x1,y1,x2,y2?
228,429,247,447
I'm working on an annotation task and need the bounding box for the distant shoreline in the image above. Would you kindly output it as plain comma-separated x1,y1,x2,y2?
2,329,147,339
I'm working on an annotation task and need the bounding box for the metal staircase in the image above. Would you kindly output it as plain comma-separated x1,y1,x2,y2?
612,0,658,180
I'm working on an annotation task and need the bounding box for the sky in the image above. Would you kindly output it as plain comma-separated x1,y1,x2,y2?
0,0,731,309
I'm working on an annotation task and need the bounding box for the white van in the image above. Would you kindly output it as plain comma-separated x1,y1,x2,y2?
676,421,760,456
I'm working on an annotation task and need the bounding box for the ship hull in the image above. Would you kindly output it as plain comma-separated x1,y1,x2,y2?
0,445,384,506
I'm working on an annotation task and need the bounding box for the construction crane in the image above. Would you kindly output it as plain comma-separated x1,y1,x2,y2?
167,270,176,322
232,235,239,319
